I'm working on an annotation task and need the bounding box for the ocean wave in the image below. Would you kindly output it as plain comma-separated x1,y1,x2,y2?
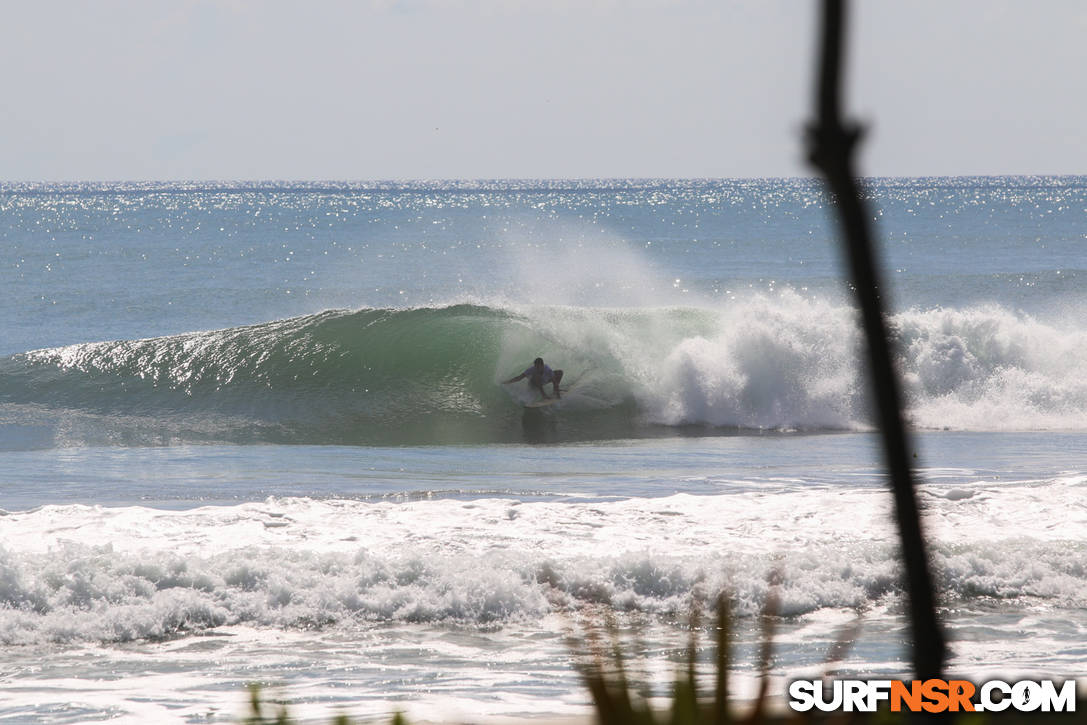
1,483,1084,646
1,298,1085,447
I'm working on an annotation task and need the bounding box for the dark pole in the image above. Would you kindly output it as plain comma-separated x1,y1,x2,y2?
805,0,945,680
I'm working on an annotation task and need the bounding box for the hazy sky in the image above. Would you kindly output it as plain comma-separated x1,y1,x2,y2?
3,0,1086,180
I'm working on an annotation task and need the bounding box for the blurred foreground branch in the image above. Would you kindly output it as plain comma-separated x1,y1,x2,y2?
804,0,945,681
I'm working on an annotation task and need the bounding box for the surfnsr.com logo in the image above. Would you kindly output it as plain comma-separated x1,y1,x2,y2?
788,679,1077,713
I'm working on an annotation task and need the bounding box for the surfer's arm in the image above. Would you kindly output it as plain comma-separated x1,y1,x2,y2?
502,373,526,384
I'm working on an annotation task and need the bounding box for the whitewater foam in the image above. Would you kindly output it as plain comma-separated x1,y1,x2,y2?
1,471,1084,646
897,305,1087,430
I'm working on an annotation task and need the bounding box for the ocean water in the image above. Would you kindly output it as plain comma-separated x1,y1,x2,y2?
1,178,1085,723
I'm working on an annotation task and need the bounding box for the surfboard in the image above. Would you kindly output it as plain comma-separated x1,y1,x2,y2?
525,396,560,408
524,387,571,408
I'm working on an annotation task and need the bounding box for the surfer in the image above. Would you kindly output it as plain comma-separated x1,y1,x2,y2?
503,357,564,399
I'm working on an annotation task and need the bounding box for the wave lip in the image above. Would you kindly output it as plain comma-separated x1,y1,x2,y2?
0,305,526,446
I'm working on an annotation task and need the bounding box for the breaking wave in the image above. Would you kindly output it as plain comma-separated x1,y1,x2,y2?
2,480,1085,645
1,295,1085,447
